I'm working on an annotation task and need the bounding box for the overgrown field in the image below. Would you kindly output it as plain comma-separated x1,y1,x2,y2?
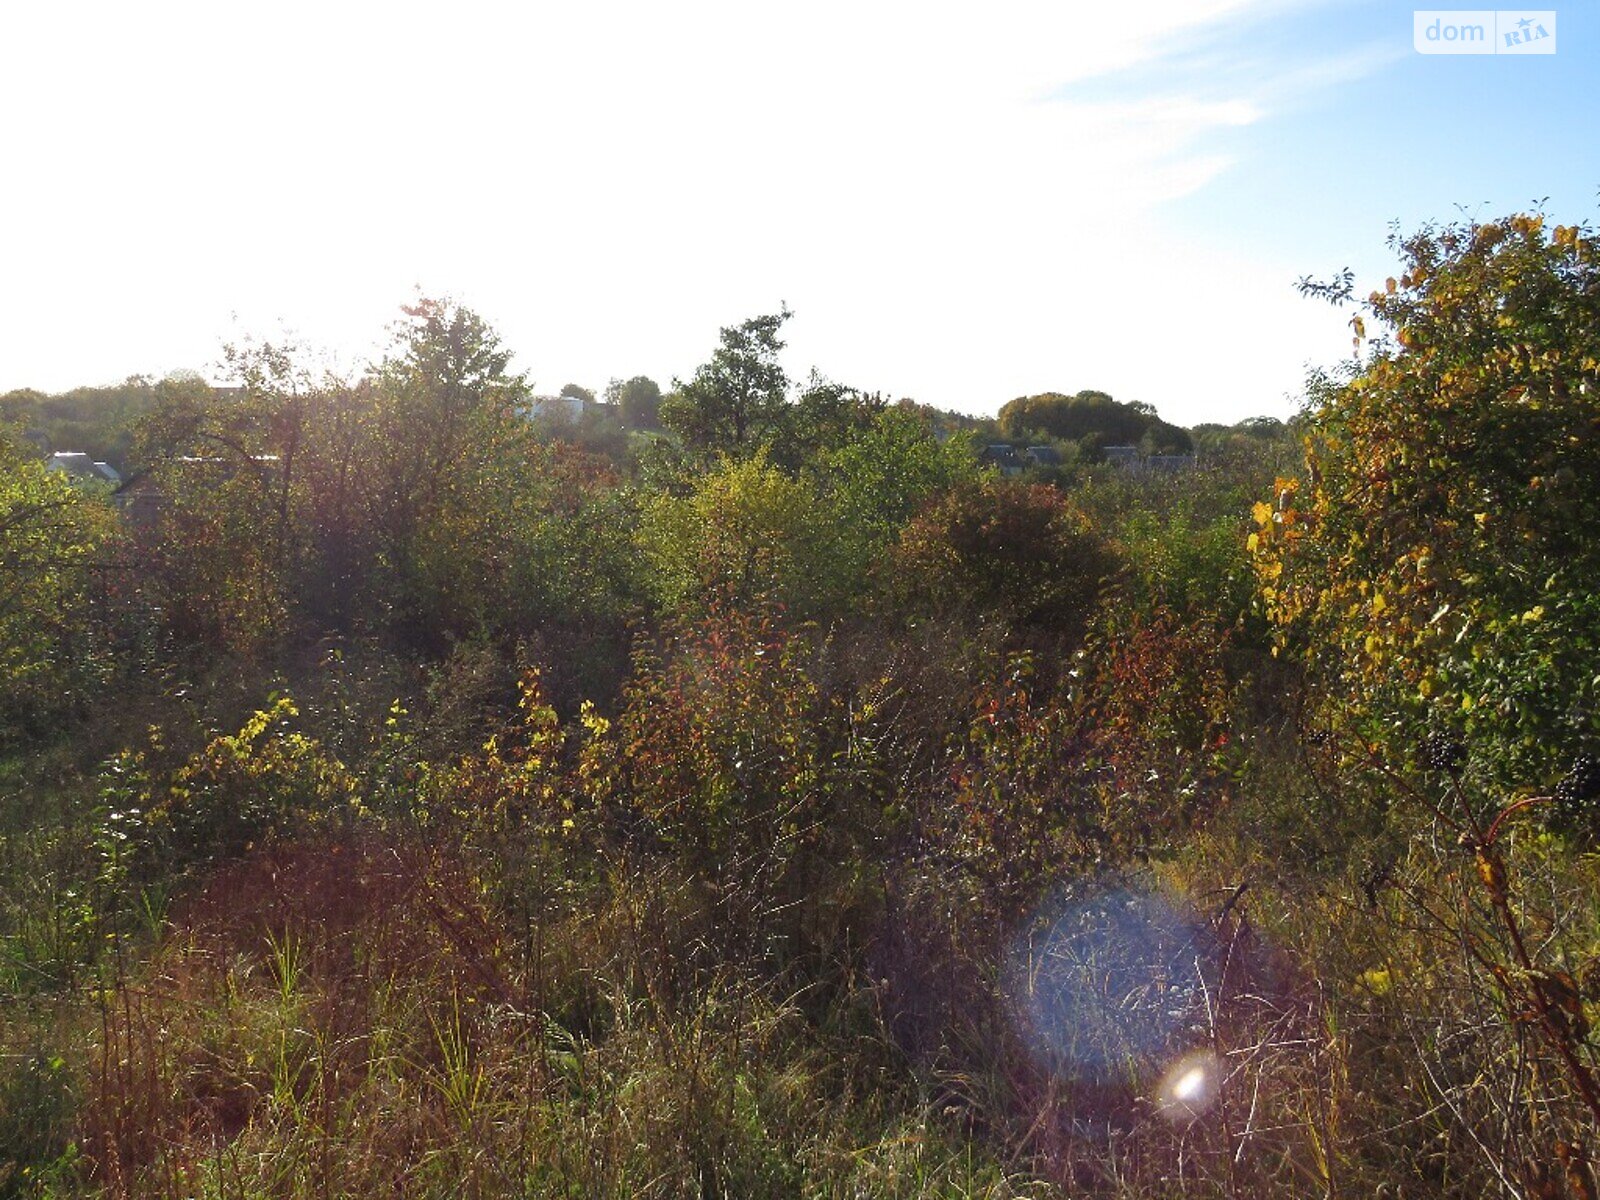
4,214,1600,1197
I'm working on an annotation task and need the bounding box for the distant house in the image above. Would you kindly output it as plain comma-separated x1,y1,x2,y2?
521,394,584,424
46,451,120,486
1024,445,1063,468
1101,445,1196,473
1148,454,1197,473
980,444,1025,476
116,472,165,527
117,454,280,528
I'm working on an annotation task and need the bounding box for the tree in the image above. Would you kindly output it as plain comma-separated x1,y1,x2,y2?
13,379,162,468
144,299,541,647
997,390,1164,450
638,451,839,618
661,310,792,453
818,406,979,590
1137,420,1193,456
0,389,46,431
608,375,663,430
1237,416,1286,440
772,373,885,468
360,299,531,643
368,299,527,499
0,431,119,739
127,373,295,655
1256,213,1600,783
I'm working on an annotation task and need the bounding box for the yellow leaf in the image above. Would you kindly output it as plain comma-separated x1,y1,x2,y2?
1476,849,1507,901
1359,967,1393,996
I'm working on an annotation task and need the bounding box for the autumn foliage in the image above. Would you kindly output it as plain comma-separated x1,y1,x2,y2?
6,217,1600,1197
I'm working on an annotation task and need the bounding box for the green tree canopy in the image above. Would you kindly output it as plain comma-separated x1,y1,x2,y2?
998,390,1144,445
130,299,579,651
817,406,979,584
997,389,1190,456
638,451,838,618
770,374,885,468
608,375,663,429
661,310,792,453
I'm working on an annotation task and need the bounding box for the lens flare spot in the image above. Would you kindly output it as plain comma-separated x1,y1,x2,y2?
1005,888,1204,1080
1157,1050,1221,1121
1173,1066,1206,1101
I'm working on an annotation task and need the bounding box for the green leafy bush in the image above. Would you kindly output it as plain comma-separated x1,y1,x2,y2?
1257,214,1600,785
638,453,843,619
142,697,357,872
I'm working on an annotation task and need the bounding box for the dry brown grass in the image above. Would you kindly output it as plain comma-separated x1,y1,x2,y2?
67,834,1037,1199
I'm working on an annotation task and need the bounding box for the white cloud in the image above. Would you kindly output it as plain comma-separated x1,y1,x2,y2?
0,0,1371,421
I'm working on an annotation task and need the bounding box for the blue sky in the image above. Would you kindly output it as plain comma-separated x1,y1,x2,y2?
1,1,1595,425
1155,3,1596,277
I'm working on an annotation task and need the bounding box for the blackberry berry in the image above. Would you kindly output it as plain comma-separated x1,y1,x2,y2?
1555,754,1600,809
1552,753,1600,836
1423,731,1466,776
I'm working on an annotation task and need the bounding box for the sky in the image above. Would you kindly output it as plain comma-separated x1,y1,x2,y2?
1,1,1595,425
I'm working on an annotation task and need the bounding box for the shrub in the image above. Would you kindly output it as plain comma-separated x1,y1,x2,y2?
140,697,357,875
886,480,1119,637
638,453,842,619
1258,213,1600,785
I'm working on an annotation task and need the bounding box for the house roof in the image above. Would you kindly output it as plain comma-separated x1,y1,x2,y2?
523,394,584,421
46,451,120,484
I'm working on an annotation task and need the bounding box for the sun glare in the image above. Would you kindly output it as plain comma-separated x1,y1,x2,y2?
1173,1066,1207,1101
1157,1050,1221,1121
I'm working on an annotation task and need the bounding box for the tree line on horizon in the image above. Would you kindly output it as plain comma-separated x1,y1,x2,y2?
0,323,1279,478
